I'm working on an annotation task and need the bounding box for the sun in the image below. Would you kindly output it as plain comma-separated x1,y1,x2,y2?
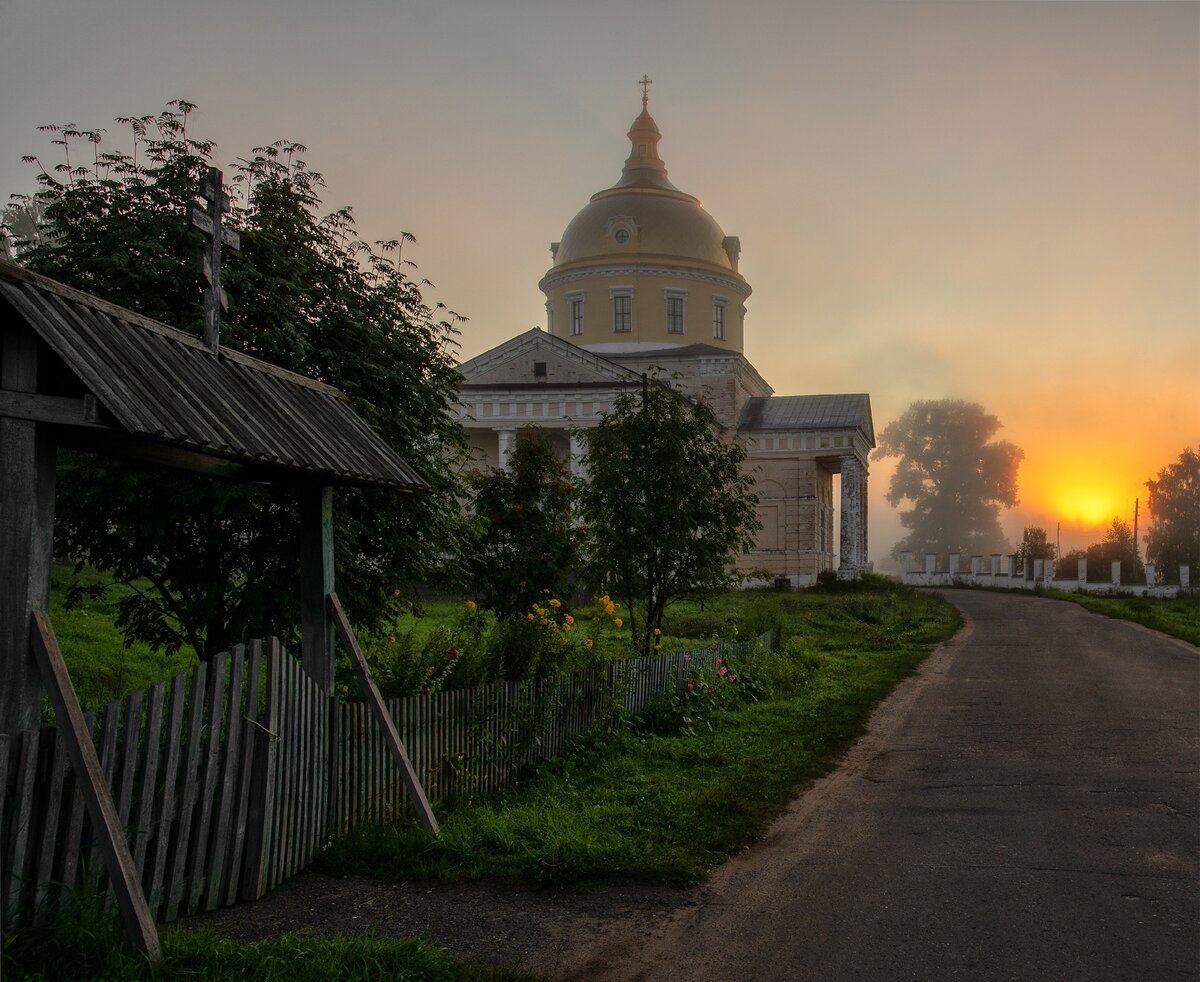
1051,486,1121,527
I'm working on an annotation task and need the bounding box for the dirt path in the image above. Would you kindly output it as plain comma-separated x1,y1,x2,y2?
191,593,1199,981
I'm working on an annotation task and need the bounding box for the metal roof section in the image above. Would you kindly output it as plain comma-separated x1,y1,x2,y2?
0,262,426,490
739,394,875,445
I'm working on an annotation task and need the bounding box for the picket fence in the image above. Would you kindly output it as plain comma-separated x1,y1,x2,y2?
1,631,769,928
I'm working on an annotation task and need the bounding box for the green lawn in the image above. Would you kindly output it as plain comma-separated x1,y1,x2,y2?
1044,590,1200,645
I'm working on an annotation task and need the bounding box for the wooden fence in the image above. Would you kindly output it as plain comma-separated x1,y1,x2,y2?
2,631,769,927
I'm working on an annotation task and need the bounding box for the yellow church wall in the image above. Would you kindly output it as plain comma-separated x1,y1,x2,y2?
544,266,747,353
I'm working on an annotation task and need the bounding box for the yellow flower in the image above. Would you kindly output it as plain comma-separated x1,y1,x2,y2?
613,617,623,628
653,628,661,636
549,598,561,608
654,644,662,652
564,614,574,625
584,638,594,648
526,613,535,621
592,615,600,624
465,600,477,609
562,622,572,631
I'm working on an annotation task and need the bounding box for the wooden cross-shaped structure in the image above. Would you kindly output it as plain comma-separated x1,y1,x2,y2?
186,166,240,353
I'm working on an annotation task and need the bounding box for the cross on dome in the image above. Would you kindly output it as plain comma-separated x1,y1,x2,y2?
638,74,653,107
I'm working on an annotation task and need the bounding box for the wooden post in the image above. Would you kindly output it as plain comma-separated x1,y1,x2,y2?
300,485,335,691
300,484,338,833
0,324,56,734
328,592,439,834
30,612,162,962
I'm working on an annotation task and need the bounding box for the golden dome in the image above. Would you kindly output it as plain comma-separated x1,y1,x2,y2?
549,97,741,274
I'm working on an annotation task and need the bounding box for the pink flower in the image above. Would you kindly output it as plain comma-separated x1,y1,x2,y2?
719,666,728,676
715,658,723,667
729,674,737,682
449,647,459,659
683,654,691,664
687,680,695,691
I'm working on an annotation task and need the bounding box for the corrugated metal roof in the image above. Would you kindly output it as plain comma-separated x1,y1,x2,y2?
739,394,875,443
0,263,426,490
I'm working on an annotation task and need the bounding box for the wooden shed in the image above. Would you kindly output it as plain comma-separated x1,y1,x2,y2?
0,259,426,732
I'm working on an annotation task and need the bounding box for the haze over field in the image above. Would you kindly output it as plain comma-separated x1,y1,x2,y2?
2,0,1195,559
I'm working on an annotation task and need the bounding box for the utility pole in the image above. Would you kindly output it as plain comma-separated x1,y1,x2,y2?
1133,497,1140,559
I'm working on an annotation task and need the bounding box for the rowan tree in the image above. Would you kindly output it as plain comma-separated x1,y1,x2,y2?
9,102,469,658
576,381,760,659
1145,447,1199,581
873,399,1023,561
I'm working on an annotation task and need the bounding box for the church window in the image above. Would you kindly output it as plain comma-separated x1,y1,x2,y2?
613,227,630,244
534,361,547,378
567,291,585,336
664,289,687,334
712,296,728,340
610,287,633,333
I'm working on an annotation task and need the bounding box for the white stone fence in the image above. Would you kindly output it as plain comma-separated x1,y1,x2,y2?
899,552,1192,599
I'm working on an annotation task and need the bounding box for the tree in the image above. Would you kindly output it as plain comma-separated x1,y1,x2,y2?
465,430,580,617
1015,526,1056,575
873,399,1023,561
1145,448,1199,580
12,103,469,658
576,381,760,659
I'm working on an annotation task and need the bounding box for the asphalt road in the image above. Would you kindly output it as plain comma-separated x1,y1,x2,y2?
589,590,1199,982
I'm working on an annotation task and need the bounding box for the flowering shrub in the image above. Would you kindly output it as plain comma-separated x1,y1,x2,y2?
637,651,748,736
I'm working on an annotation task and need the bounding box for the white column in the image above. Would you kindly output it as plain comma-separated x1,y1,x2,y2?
496,428,516,470
1078,558,1087,583
1111,561,1121,586
990,554,1002,576
1180,564,1191,588
948,553,961,575
837,455,865,579
925,553,937,575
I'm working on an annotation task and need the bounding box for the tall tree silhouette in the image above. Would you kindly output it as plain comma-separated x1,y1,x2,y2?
874,400,1023,560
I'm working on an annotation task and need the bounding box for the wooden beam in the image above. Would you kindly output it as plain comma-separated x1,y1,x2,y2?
327,592,439,834
0,391,112,429
30,611,162,962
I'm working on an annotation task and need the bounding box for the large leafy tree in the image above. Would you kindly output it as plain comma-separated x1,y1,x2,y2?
465,430,580,617
1145,447,1199,580
7,102,469,658
874,399,1023,561
1015,526,1056,575
576,381,760,658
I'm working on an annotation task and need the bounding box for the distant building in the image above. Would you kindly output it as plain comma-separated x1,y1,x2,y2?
455,91,873,582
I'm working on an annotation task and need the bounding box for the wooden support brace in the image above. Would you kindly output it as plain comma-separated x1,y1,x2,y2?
30,611,162,962
327,592,439,834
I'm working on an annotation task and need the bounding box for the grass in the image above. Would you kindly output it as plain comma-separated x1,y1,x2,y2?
1042,589,1200,645
1,890,532,981
320,580,960,887
48,563,198,712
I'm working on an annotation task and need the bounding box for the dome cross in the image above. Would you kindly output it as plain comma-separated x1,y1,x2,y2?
638,74,653,106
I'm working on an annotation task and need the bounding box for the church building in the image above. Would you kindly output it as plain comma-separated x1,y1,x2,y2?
454,87,873,583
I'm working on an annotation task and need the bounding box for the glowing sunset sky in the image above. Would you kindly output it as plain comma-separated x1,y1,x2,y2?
1,1,1196,559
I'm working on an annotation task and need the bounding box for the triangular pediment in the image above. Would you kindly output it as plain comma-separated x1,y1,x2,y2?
458,329,644,388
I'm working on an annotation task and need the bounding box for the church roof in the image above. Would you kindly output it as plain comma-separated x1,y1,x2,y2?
739,394,875,445
0,261,426,489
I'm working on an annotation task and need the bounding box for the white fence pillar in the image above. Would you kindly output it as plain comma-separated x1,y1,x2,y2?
949,553,961,575
925,554,936,575
971,556,982,575
1078,558,1087,583
1111,561,1121,586
991,555,1002,576
900,552,913,575
1180,564,1190,588
1143,562,1156,587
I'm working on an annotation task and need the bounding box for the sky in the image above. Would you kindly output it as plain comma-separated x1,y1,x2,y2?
2,0,1196,561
